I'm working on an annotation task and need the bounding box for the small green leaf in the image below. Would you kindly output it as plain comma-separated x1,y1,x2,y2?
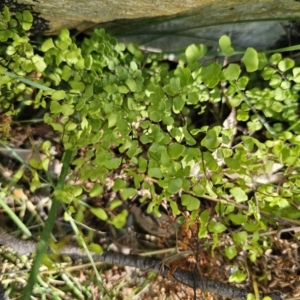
121,188,137,200
201,128,220,149
257,52,268,70
31,55,47,72
88,243,103,254
110,200,123,210
104,84,118,94
198,209,209,238
223,64,241,80
203,151,219,171
90,207,108,221
229,270,247,283
269,53,282,65
0,65,7,75
104,158,121,169
41,38,55,52
113,178,127,191
232,231,248,243
170,77,181,92
247,294,256,300
52,90,65,101
64,121,76,131
69,81,85,92
148,168,163,179
84,55,93,69
167,178,182,194
187,92,199,104
224,245,237,259
262,66,276,80
185,44,206,63
278,58,295,72
61,103,74,116
3,6,10,22
89,183,103,197
162,116,174,125
201,63,221,87
50,101,61,114
208,221,227,233
230,187,248,203
181,194,200,210
219,35,234,56
126,78,138,92
110,209,128,229
62,65,72,81
241,48,258,72
168,143,186,159
108,113,118,128
22,10,33,30
229,214,247,225
193,185,205,196
173,95,185,113
65,49,80,64
183,125,196,145
170,201,180,215
23,10,33,23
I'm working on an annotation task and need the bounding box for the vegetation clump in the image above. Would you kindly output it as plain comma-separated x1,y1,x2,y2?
1,5,300,299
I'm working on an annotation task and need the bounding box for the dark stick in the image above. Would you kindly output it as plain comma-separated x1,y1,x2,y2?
0,229,282,300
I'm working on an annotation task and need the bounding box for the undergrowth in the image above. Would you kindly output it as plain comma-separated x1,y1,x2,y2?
1,5,300,300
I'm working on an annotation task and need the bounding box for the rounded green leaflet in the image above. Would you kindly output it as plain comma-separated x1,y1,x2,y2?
208,220,227,233
22,10,33,23
229,214,247,225
230,187,248,203
104,158,121,169
126,78,138,92
52,90,65,101
3,5,10,22
162,115,174,125
229,270,247,283
201,128,221,150
169,201,180,215
174,67,192,87
148,167,163,179
170,77,181,92
232,231,248,243
113,178,126,191
90,207,108,221
219,35,234,56
111,210,128,229
201,63,221,87
185,44,206,64
241,48,258,72
183,125,196,145
193,185,205,196
41,38,55,52
173,95,185,113
223,64,241,81
225,245,237,259
167,178,182,194
181,194,200,210
269,53,282,65
257,52,268,70
89,183,103,197
121,188,137,200
168,143,186,159
278,58,295,72
31,55,47,72
198,209,209,238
